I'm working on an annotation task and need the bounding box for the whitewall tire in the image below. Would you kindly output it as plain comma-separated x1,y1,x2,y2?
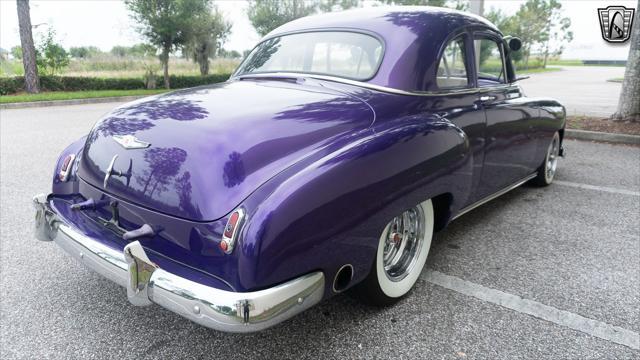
532,131,560,186
354,199,434,305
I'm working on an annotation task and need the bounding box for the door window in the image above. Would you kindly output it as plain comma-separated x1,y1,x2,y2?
436,36,469,89
474,37,506,86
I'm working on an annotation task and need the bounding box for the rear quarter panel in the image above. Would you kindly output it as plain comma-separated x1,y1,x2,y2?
528,98,567,165
238,99,474,296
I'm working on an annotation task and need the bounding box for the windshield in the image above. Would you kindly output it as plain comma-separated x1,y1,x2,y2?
235,31,384,81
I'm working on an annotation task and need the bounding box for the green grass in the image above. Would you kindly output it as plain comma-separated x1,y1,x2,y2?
546,59,584,66
517,67,562,75
0,89,170,104
546,59,626,67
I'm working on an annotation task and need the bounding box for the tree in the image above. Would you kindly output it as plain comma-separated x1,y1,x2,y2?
10,46,22,60
185,6,231,75
110,45,129,57
130,43,156,57
124,0,211,88
380,0,448,6
69,46,101,59
613,4,639,122
247,0,317,37
247,0,361,36
317,0,360,12
36,27,70,75
512,0,572,69
540,0,572,68
111,44,155,57
228,50,242,58
485,8,523,63
16,0,39,93
218,48,242,59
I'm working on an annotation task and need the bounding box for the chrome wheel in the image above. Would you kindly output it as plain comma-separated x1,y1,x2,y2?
355,199,434,303
545,133,560,183
382,206,425,282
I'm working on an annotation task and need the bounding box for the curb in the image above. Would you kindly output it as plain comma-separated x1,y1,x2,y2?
565,129,640,145
0,95,150,110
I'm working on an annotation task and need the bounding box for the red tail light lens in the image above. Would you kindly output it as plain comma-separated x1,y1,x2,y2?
58,154,76,182
224,211,240,238
220,208,245,254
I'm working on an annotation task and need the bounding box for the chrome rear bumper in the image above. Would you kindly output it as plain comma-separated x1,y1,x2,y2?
33,194,325,332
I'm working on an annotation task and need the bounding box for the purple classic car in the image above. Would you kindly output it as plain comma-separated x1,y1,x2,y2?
33,7,565,332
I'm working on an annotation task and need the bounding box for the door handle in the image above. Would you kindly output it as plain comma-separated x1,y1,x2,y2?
480,95,497,102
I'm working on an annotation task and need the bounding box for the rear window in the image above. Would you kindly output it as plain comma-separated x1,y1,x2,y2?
235,31,384,81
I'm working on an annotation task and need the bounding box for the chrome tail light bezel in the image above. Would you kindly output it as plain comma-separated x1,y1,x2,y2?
58,153,76,182
220,208,246,254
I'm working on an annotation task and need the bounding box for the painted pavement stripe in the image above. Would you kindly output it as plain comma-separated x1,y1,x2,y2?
421,270,639,350
555,180,640,196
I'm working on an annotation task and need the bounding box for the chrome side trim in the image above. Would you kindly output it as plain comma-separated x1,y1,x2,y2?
231,72,516,97
33,194,325,333
452,173,537,221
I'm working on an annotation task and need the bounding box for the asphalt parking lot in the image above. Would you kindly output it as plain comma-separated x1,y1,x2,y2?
1,103,639,359
520,66,625,117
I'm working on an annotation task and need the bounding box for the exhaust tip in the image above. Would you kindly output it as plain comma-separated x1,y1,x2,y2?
332,264,353,293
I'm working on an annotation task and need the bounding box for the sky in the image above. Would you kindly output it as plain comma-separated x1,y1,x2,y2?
0,0,635,60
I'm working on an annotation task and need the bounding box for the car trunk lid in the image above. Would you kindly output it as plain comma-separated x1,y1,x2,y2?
77,79,373,221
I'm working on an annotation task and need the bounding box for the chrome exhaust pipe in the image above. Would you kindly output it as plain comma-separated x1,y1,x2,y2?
332,264,353,293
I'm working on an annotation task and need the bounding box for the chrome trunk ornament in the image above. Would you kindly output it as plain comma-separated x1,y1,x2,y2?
103,155,133,188
104,155,119,188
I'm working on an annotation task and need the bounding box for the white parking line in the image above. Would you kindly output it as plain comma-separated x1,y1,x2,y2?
421,270,640,350
554,180,640,197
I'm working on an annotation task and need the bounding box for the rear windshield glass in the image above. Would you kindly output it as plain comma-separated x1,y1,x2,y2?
235,31,384,81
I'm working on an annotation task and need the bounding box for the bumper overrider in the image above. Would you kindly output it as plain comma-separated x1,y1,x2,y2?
33,194,325,332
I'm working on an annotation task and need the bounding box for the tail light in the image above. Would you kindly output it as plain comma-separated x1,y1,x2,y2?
220,208,245,254
58,154,76,182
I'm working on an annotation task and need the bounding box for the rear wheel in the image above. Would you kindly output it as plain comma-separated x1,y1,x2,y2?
531,131,560,186
353,199,434,306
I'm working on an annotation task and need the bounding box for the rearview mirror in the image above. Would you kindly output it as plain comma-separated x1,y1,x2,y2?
504,36,522,52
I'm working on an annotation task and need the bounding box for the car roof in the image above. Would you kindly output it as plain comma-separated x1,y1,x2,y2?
264,6,500,93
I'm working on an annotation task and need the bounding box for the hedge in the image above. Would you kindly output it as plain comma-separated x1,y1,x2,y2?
0,73,231,95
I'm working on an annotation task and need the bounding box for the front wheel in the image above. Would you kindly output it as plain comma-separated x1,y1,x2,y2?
353,199,434,306
531,131,560,186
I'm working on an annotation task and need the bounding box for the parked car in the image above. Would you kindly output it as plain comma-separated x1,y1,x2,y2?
33,7,565,332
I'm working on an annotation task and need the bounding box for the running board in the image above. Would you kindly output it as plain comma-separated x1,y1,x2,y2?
452,173,537,221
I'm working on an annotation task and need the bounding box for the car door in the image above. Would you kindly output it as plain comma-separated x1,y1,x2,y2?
431,33,488,207
473,32,537,201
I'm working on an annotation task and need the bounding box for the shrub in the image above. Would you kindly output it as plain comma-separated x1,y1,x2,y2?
167,73,230,88
36,27,70,76
0,74,231,95
0,77,22,95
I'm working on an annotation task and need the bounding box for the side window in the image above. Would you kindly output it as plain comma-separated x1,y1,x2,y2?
436,36,469,89
474,37,506,86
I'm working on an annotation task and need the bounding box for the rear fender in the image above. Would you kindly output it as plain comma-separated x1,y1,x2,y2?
238,115,472,296
52,136,87,195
